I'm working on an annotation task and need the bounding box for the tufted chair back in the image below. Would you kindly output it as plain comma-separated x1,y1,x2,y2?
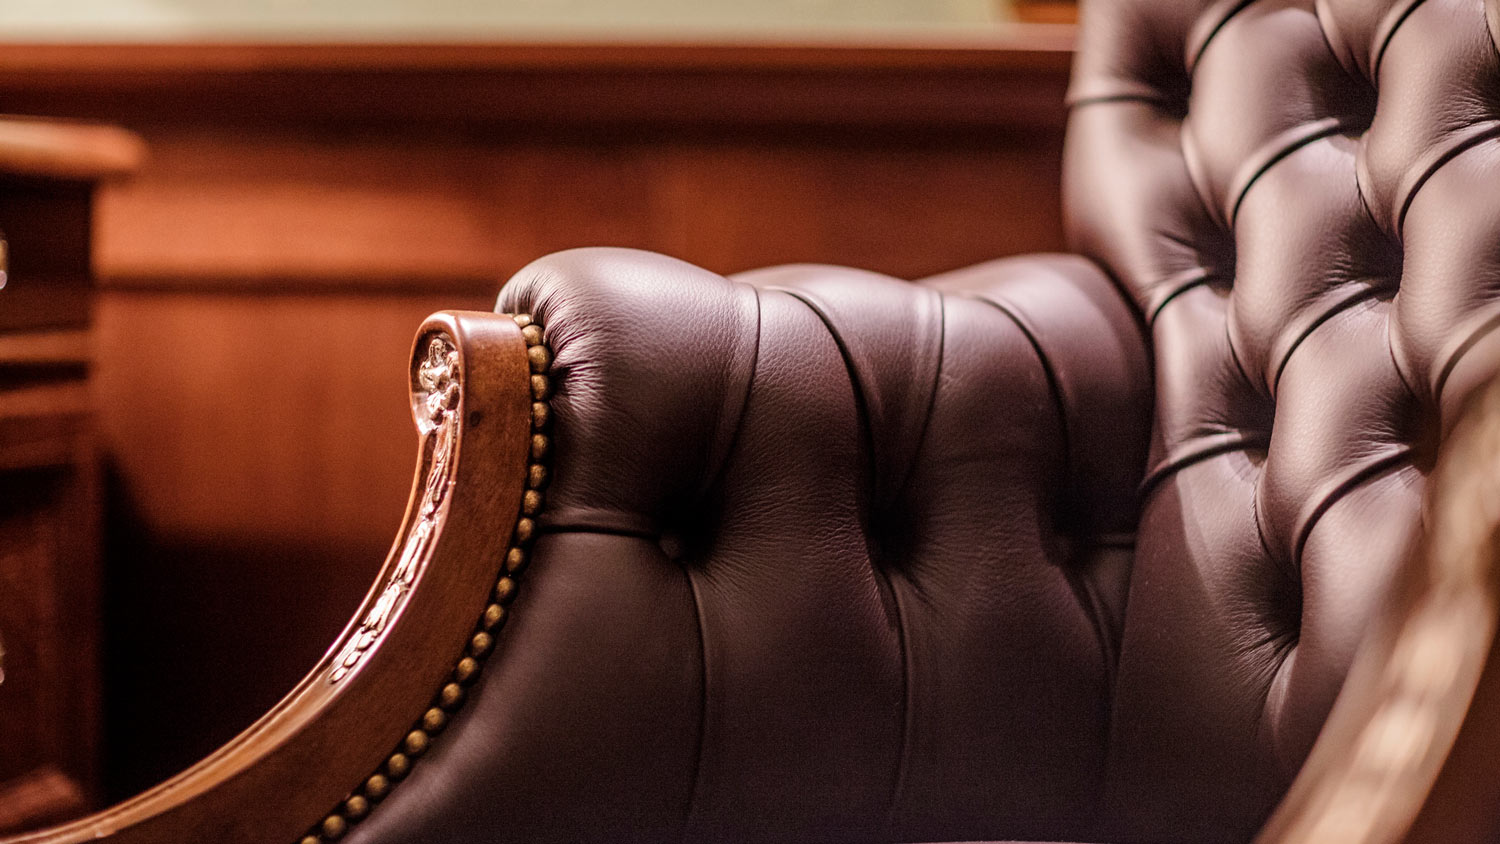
1066,0,1500,839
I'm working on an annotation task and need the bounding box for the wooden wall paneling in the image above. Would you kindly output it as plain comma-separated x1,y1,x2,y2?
93,124,1064,285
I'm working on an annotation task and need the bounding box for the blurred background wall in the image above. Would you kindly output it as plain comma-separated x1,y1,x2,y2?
0,0,1074,822
0,0,1014,39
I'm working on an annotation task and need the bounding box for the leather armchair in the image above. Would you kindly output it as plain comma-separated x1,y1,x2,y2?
11,0,1500,842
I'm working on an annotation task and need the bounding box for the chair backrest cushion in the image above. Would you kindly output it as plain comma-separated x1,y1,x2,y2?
1065,0,1500,839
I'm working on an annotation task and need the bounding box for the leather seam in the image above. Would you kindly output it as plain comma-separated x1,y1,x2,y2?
889,289,947,507
1139,432,1271,501
1186,0,1262,73
696,283,762,500
1068,92,1183,110
1372,0,1429,81
679,567,710,843
1270,284,1388,397
774,287,918,839
1147,267,1219,326
885,293,948,834
962,294,1075,519
1432,306,1500,408
1395,121,1500,238
1223,303,1262,399
884,579,915,837
775,288,887,507
1291,448,1412,571
1228,118,1350,229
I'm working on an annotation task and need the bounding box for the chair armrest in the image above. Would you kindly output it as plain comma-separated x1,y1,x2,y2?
337,246,1150,843
2,311,538,844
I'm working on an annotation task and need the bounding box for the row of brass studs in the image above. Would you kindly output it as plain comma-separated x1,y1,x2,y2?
300,313,552,843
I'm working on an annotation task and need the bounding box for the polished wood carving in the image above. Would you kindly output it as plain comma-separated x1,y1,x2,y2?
330,335,461,684
299,314,551,843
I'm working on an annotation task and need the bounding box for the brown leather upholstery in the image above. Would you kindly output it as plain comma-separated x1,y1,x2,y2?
347,1,1500,842
349,251,1148,844
1069,0,1500,838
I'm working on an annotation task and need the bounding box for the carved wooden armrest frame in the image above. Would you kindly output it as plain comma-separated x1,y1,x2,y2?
0,310,549,844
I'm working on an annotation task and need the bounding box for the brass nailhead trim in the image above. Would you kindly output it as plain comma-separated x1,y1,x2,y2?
301,313,552,842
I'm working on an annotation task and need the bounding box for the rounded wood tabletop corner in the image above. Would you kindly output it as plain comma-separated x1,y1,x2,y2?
0,116,146,181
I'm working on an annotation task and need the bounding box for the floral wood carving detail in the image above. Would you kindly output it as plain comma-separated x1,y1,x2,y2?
329,334,461,683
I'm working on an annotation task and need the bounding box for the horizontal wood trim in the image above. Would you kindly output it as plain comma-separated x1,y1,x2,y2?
0,31,1075,72
0,33,1075,130
98,273,503,297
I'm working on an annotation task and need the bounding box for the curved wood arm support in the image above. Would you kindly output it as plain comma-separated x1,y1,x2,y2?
1257,378,1500,844
1,310,534,844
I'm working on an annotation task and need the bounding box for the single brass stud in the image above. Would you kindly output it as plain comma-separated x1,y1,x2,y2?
440,681,465,709
470,631,494,657
404,729,430,757
344,795,370,820
482,603,507,630
527,463,548,489
527,344,551,373
505,547,527,573
530,434,550,460
522,489,544,515
455,656,480,684
494,576,517,604
531,402,550,430
521,324,544,346
422,707,448,734
530,374,551,400
364,773,390,801
515,518,536,544
321,814,348,840
512,314,532,328
386,753,411,780
300,836,320,844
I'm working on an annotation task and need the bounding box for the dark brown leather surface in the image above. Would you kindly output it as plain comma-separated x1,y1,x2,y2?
1067,0,1500,840
346,250,1147,844
348,1,1500,842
